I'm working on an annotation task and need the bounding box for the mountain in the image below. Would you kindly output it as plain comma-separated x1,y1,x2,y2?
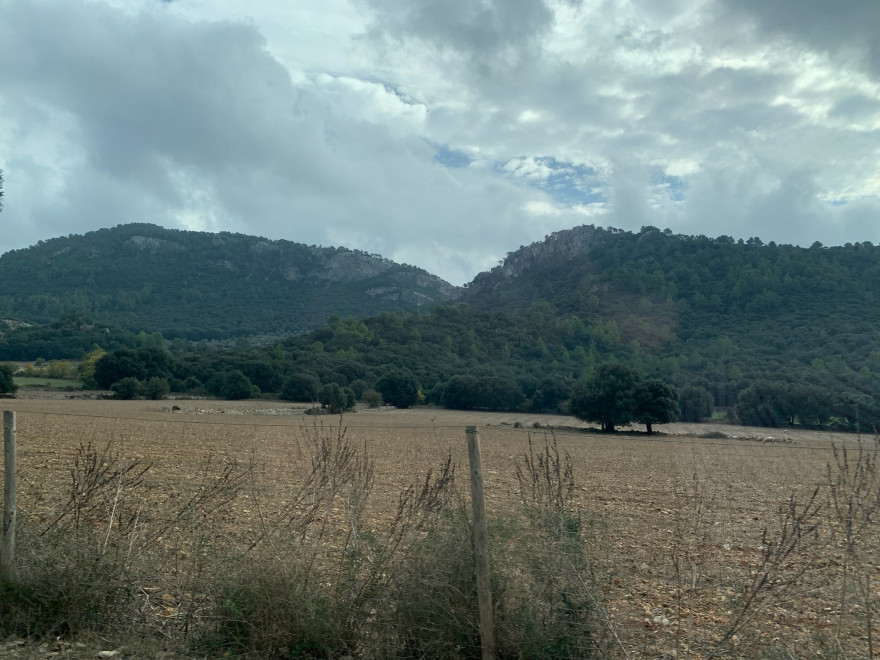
0,223,461,340
461,224,880,405
3,222,879,429
249,224,879,428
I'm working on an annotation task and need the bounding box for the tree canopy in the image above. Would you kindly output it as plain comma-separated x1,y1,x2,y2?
679,386,714,422
570,364,678,433
570,363,641,432
375,370,421,409
0,363,16,395
635,379,680,434
318,383,356,413
3,223,879,431
0,223,457,340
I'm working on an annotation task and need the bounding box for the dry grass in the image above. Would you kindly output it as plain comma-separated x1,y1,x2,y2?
0,397,874,657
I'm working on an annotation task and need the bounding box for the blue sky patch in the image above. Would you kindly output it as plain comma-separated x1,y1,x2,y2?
496,156,606,206
652,172,688,202
432,143,473,168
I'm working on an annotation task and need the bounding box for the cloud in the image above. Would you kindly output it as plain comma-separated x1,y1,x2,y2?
1,0,879,287
0,0,559,284
364,0,554,74
716,0,880,79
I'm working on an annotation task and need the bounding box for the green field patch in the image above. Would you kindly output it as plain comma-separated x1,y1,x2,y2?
14,376,84,389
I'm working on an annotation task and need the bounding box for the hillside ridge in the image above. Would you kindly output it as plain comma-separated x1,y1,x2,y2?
468,224,603,292
0,223,461,339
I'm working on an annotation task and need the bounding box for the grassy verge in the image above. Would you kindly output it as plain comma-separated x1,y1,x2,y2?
12,377,83,389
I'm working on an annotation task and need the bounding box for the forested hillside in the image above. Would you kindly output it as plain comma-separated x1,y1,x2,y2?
468,225,880,372
458,225,880,426
3,223,879,430
0,223,460,340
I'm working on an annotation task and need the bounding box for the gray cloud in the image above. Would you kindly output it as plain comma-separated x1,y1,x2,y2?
717,0,880,78
1,0,878,285
0,0,554,283
364,0,553,74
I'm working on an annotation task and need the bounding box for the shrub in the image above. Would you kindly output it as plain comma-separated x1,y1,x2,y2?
110,376,143,399
679,385,714,422
361,388,383,408
0,440,247,647
317,383,356,413
145,376,170,400
375,370,420,408
349,378,369,399
0,363,17,395
281,373,321,402
380,435,601,659
212,370,254,400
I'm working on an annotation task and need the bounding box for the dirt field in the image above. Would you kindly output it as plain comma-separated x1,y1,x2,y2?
0,396,873,657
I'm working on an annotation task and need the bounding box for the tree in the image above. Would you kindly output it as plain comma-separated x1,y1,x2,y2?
570,363,640,432
439,375,479,410
735,381,793,427
349,379,369,399
474,375,525,411
145,376,170,400
111,377,143,400
47,360,72,379
0,364,17,396
80,347,107,388
236,358,283,393
318,383,356,413
531,376,571,412
281,373,320,402
679,386,714,422
134,347,174,381
635,379,679,434
218,370,255,400
788,384,832,427
375,370,421,408
361,388,383,408
94,349,148,389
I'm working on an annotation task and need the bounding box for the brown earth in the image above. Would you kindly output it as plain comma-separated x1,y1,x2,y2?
0,396,873,658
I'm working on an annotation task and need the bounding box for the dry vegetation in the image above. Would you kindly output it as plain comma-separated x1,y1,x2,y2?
0,397,878,658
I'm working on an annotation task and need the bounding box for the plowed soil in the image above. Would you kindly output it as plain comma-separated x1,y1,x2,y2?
0,395,871,658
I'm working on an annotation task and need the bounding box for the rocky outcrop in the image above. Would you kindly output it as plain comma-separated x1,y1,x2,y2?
467,224,601,293
314,251,396,282
124,236,185,253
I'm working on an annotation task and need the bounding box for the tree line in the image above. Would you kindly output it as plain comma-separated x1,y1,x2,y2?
2,221,879,431
31,300,873,432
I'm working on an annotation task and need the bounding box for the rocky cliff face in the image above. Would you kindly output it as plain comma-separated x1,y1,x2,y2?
124,236,185,253
466,224,601,293
314,251,396,282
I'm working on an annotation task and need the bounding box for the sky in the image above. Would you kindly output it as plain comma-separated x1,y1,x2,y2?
1,0,879,285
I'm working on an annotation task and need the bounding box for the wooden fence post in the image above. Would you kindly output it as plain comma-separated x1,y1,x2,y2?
466,425,496,660
2,410,15,579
